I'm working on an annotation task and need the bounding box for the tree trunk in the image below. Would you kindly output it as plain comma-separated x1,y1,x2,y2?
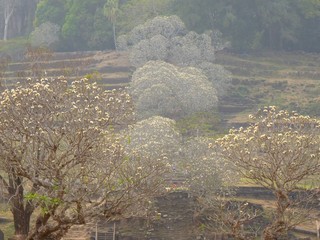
113,23,117,51
263,190,290,240
26,214,72,240
4,15,11,41
12,206,32,236
3,4,15,40
3,0,18,40
8,175,34,238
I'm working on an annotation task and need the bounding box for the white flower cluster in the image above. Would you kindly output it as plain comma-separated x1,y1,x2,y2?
131,61,218,118
170,31,215,66
216,106,320,191
130,35,170,67
196,62,232,97
124,115,181,162
129,28,216,68
121,15,186,48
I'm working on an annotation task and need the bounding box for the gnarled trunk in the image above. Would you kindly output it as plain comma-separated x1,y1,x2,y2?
8,175,34,238
263,190,290,240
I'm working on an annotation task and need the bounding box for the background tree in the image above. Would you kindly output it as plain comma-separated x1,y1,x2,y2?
180,137,235,194
118,15,213,67
24,45,53,78
60,0,114,51
29,21,60,49
195,196,263,240
0,55,11,88
0,77,168,240
1,0,319,52
117,15,186,52
130,60,218,119
170,0,320,52
34,0,66,27
196,62,231,97
123,115,181,161
120,15,231,98
0,0,38,40
117,0,172,35
177,137,254,239
104,0,119,50
2,0,18,40
294,0,320,52
216,106,320,239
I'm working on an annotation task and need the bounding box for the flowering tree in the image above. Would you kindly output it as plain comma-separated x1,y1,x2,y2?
123,116,244,237
196,62,231,97
118,15,186,50
0,77,168,240
124,116,181,161
30,22,60,49
178,137,254,239
169,31,215,67
216,106,320,239
118,15,231,97
129,34,170,67
130,61,218,119
117,15,227,68
117,15,214,67
180,137,234,194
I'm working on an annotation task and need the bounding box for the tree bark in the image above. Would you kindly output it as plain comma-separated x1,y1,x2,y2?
12,206,32,236
8,174,34,238
263,190,290,240
113,23,117,51
3,9,14,40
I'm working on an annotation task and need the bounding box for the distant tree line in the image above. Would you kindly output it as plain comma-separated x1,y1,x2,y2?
171,0,320,53
0,0,319,52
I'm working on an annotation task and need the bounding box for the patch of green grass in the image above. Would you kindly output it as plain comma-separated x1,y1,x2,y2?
301,102,320,117
0,38,29,57
0,202,14,240
176,110,226,137
297,176,320,189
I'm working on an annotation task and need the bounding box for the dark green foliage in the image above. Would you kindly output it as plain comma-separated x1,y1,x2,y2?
271,81,288,90
170,0,320,53
34,0,67,27
34,0,114,51
301,102,320,117
175,110,224,137
89,8,114,50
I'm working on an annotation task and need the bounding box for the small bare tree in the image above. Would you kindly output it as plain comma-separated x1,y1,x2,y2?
216,106,320,239
24,46,53,79
30,22,60,49
123,116,181,161
195,197,263,240
0,54,11,88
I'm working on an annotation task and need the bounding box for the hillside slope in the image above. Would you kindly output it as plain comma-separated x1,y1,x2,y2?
2,50,320,129
216,51,320,127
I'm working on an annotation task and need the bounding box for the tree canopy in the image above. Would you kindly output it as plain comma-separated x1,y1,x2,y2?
216,106,320,239
0,77,168,239
130,60,218,119
170,0,320,52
